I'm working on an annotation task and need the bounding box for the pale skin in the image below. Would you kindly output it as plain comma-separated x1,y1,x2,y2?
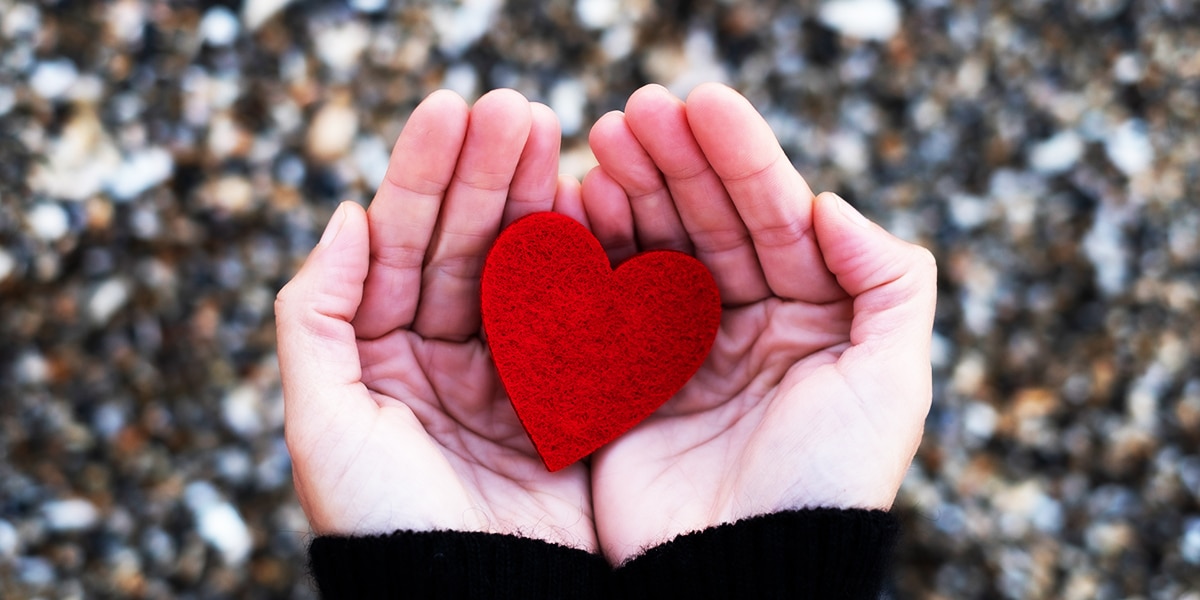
275,83,936,565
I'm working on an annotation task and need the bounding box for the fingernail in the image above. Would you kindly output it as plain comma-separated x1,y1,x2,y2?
834,194,872,229
318,203,348,247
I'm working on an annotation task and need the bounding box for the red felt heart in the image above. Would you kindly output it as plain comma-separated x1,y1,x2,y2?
481,212,721,471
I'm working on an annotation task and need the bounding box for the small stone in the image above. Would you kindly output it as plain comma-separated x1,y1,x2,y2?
0,519,18,556
963,401,997,443
107,0,146,45
1183,518,1200,565
818,0,901,41
0,85,14,116
106,147,174,201
184,482,253,565
242,0,295,31
1029,130,1083,174
88,278,130,325
947,193,992,230
353,136,390,189
0,248,17,283
349,0,388,13
1082,203,1129,295
203,175,256,215
200,6,240,46
222,384,263,437
1112,52,1143,84
29,59,79,100
576,0,620,29
306,99,359,162
432,0,503,56
1105,119,1154,175
19,556,55,586
314,21,370,74
42,498,100,532
829,130,869,175
442,63,478,100
2,3,41,38
550,78,587,137
27,202,70,241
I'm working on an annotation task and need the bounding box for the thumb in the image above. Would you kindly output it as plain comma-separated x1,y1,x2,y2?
812,192,937,402
275,202,373,437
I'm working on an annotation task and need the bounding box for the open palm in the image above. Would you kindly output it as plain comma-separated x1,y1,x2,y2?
275,90,596,551
580,84,936,563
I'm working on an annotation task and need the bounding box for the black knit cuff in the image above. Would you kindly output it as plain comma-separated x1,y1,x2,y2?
612,508,899,600
309,530,610,600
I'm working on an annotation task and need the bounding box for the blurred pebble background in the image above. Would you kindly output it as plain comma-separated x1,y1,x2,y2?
0,0,1198,597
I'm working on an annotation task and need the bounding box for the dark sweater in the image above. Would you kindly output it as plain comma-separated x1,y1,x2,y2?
308,508,898,599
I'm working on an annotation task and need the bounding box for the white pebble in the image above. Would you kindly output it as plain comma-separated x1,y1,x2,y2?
1112,52,1142,83
88,278,130,325
27,202,70,241
0,519,18,556
242,0,294,31
30,59,79,100
15,351,49,384
0,248,16,283
1083,202,1128,296
962,401,997,443
354,136,391,189
550,78,588,137
42,498,99,532
818,0,901,41
0,84,16,116
829,130,869,175
1183,518,1200,565
107,0,147,45
432,0,502,56
1105,119,1154,175
576,0,620,29
600,22,635,60
200,6,240,47
106,147,174,201
2,4,41,39
315,21,370,73
947,193,992,230
222,384,264,437
442,63,478,100
350,0,388,13
18,557,55,587
1029,130,1083,174
184,482,253,565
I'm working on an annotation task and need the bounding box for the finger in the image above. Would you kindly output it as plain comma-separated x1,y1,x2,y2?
623,84,769,305
276,202,375,438
354,90,470,339
502,102,562,227
581,166,638,266
685,82,843,304
588,110,692,253
413,89,533,341
552,174,589,228
813,192,937,413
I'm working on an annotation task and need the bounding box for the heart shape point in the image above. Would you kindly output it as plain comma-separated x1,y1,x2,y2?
481,212,722,471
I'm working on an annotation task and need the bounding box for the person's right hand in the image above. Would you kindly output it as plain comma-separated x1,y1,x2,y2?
275,89,597,551
581,83,937,564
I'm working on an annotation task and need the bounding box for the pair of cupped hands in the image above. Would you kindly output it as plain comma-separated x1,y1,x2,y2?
275,83,936,565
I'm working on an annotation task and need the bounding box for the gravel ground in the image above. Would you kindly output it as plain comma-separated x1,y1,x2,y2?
1,0,1198,597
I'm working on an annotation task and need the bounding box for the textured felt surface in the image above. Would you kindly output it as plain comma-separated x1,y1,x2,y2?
481,212,721,471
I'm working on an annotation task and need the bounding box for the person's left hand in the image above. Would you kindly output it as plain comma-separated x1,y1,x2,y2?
275,89,598,551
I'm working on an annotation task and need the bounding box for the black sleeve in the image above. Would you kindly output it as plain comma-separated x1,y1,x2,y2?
308,530,611,600
611,508,899,599
308,508,898,599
